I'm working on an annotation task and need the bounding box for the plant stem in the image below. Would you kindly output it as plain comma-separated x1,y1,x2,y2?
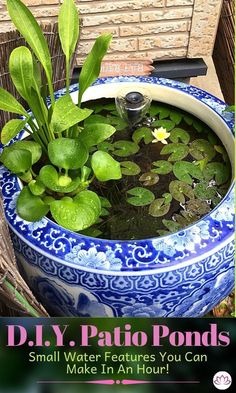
66,60,70,95
4,280,40,317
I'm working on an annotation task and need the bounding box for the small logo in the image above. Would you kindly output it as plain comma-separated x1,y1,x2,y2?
213,371,232,390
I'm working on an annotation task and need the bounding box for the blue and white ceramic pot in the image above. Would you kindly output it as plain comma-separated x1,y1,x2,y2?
0,77,235,317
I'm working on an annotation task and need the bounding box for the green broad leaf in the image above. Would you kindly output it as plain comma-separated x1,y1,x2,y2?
99,196,112,208
139,172,159,186
81,166,91,182
7,0,52,81
97,141,114,152
91,151,122,181
0,148,31,174
103,103,116,111
58,0,79,62
157,229,169,236
170,110,182,125
148,198,170,217
152,119,175,131
12,140,42,164
51,95,92,133
169,180,194,204
79,227,102,238
189,139,216,161
0,87,27,116
126,187,155,206
170,128,190,144
78,33,112,106
79,123,116,148
223,105,235,113
48,138,88,170
149,104,170,118
75,190,101,222
151,160,173,175
28,179,45,196
120,161,141,176
1,118,27,145
26,87,48,126
160,143,189,161
50,191,101,232
183,114,194,125
162,193,172,204
132,127,153,144
173,161,204,185
9,46,33,101
32,56,42,92
112,140,139,157
193,119,204,133
162,219,181,232
84,114,109,125
17,186,49,221
203,162,230,185
194,181,217,200
39,165,81,193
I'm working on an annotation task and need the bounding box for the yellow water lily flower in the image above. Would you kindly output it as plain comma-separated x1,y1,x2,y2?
152,127,170,144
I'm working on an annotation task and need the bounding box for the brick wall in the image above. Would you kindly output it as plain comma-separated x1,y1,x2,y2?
0,0,222,64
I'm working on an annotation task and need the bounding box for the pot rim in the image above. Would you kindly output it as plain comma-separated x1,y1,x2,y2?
0,76,235,274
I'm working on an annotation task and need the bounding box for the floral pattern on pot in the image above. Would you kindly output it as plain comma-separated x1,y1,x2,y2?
13,236,234,317
0,76,235,317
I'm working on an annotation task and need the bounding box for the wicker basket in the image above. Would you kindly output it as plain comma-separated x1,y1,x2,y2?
0,23,78,316
213,0,235,104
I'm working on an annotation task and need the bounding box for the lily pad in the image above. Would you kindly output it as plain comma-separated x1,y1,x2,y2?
203,162,230,185
193,119,204,133
132,127,153,144
162,219,181,232
169,180,194,204
185,199,211,216
149,104,170,118
170,128,190,144
107,116,127,130
97,141,114,152
126,187,155,206
112,140,139,157
139,172,159,186
151,160,173,175
194,181,217,200
207,131,219,145
148,198,170,217
183,114,194,125
121,161,141,176
162,193,172,204
170,111,182,125
173,161,204,185
160,143,189,161
189,139,216,161
152,119,175,131
214,145,229,162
